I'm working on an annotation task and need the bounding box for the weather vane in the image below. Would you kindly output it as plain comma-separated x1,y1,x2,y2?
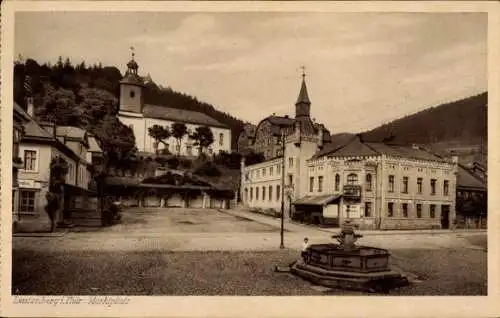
300,65,306,79
130,46,135,59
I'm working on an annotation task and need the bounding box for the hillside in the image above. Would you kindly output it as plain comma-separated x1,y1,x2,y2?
328,93,487,166
361,92,487,146
14,57,245,149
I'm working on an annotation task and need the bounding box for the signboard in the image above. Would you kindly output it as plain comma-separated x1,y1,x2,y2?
323,204,339,218
343,204,360,218
18,179,40,189
343,185,362,201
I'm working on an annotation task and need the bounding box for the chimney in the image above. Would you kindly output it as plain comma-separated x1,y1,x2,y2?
26,97,35,117
318,127,324,148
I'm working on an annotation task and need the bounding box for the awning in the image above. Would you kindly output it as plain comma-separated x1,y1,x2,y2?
294,194,341,206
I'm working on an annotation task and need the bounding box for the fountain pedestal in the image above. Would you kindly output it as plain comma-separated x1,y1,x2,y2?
291,220,409,293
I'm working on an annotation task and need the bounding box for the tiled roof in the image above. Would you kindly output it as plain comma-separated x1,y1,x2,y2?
294,194,341,206
56,126,86,140
88,136,103,153
143,104,228,128
457,165,486,190
365,143,446,162
261,115,331,142
23,119,55,140
312,136,448,163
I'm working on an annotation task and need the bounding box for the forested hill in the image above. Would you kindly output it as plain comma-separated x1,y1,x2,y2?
360,92,487,146
14,57,245,149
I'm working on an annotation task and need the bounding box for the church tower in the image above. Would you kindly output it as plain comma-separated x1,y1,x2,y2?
119,47,145,114
295,69,311,118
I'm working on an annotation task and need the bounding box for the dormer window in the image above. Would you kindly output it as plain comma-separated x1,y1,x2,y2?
130,90,135,98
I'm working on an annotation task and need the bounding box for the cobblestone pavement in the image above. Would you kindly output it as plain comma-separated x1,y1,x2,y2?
12,207,486,253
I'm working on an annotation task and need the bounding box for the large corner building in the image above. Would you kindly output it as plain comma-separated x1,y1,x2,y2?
240,73,458,230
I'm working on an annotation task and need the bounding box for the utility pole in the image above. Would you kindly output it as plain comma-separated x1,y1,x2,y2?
280,130,285,249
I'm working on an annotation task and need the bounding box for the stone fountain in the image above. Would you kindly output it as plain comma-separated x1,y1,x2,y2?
290,219,409,293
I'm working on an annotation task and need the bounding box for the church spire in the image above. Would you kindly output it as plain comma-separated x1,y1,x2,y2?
126,46,139,76
295,66,311,118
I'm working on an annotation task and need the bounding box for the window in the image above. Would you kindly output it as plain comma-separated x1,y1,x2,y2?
416,204,422,218
257,170,260,178
270,166,273,176
430,179,436,196
417,178,423,194
335,174,340,191
268,186,273,201
256,187,259,200
262,168,266,177
388,202,394,217
402,203,408,217
277,164,281,174
443,180,449,196
250,188,253,200
23,150,37,171
288,157,294,167
430,205,436,218
402,177,409,194
219,133,224,146
244,188,248,202
176,144,181,154
288,174,293,187
20,190,35,212
365,174,372,192
262,186,266,201
365,202,372,217
318,176,324,192
388,175,395,192
309,177,314,192
276,185,280,201
347,173,358,185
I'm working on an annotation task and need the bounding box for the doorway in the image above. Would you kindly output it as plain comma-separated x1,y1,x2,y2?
441,205,450,229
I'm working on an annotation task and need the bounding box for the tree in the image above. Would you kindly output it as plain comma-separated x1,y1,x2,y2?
45,156,69,232
37,84,82,126
189,126,214,156
94,115,136,168
148,124,171,154
78,87,118,128
171,122,188,156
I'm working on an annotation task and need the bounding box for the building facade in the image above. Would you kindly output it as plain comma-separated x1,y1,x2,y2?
15,105,96,232
118,54,232,156
240,74,459,230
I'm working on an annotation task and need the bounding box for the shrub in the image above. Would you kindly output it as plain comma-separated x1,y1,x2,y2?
179,158,192,169
194,161,221,177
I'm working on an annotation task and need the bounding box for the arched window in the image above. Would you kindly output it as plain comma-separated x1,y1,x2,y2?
347,173,358,185
366,174,372,192
335,174,340,191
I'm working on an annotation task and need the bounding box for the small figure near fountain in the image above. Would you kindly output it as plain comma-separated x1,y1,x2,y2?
290,218,409,293
301,237,310,261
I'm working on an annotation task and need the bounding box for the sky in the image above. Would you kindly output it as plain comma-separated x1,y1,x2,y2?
15,11,487,133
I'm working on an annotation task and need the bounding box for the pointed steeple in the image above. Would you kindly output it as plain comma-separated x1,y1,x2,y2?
296,68,311,105
295,66,311,118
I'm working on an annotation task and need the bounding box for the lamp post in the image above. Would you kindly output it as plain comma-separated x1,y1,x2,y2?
280,130,285,249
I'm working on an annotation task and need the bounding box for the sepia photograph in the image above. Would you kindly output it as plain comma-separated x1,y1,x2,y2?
2,1,497,317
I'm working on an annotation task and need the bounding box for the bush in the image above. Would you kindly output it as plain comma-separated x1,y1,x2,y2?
193,161,221,177
179,158,192,169
166,156,180,169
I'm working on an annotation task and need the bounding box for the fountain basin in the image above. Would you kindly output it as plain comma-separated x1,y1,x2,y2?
306,244,391,273
291,243,409,293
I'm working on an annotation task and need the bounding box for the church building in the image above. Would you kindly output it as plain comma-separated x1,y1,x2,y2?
117,52,232,156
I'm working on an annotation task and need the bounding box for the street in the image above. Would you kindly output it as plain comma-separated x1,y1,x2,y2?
12,207,487,295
